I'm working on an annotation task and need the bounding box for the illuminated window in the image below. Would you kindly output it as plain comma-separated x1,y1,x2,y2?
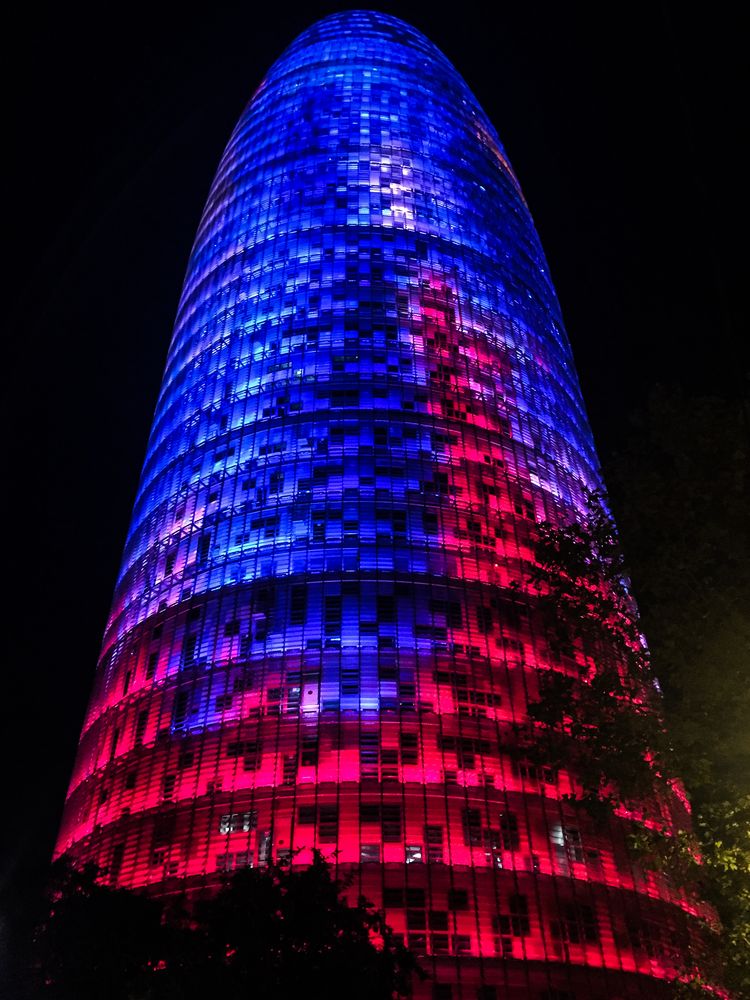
219,811,257,834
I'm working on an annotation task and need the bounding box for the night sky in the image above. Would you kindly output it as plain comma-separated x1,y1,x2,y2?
5,1,746,910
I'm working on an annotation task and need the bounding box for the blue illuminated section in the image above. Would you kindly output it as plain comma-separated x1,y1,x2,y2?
108,13,598,668
56,13,703,999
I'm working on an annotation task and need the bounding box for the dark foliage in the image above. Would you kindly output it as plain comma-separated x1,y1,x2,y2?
524,487,669,815
29,859,165,999
606,388,750,997
28,854,421,1000
523,388,749,995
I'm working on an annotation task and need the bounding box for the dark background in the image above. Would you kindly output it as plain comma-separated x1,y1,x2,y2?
4,0,746,931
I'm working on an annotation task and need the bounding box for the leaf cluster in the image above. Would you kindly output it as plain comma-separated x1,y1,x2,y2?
606,389,750,997
527,390,750,996
526,488,669,815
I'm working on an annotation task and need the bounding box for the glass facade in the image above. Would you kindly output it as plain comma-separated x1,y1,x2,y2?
56,12,705,998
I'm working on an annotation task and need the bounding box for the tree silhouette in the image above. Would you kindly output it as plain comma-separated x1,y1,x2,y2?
524,487,669,816
526,412,750,997
177,852,421,1000
606,388,750,997
31,858,164,999
30,854,421,1000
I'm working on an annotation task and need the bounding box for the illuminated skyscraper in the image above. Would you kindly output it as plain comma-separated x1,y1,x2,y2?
56,11,705,997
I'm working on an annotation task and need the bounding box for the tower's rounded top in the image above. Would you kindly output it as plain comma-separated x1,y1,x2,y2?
283,9,446,57
265,9,463,93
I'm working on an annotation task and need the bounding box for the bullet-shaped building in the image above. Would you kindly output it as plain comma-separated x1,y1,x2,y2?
56,11,705,997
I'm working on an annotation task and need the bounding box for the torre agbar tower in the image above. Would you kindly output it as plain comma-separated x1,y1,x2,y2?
56,11,704,999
